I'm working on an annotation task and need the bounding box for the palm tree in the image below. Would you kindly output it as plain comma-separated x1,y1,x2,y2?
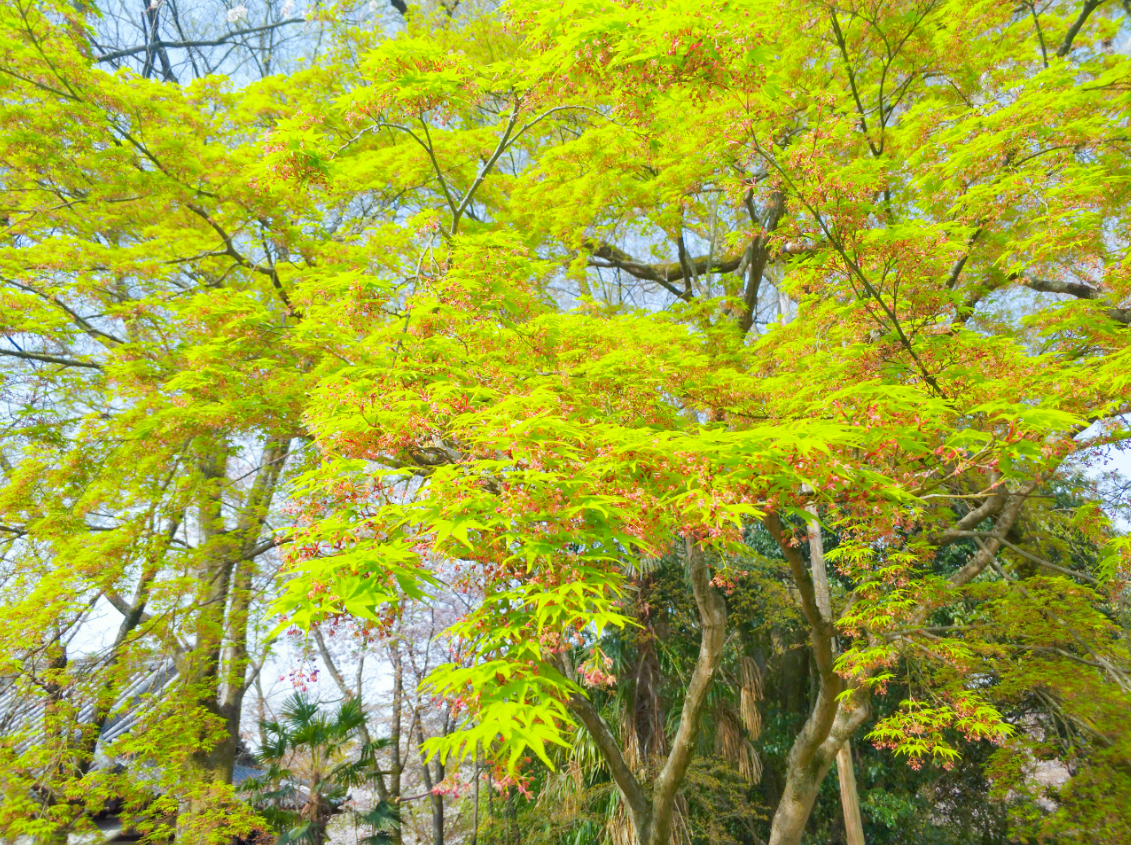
242,693,397,845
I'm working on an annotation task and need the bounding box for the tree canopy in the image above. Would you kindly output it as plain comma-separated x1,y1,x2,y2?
1,0,1129,843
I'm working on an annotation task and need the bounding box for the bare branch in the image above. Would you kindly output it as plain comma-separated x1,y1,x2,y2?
0,347,102,369
94,19,307,64
1021,275,1130,324
587,242,744,298
1057,0,1106,57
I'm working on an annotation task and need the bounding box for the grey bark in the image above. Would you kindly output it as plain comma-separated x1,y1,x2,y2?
563,538,727,845
805,505,865,845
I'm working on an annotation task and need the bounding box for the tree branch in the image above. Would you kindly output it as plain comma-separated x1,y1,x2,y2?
816,690,872,764
947,533,1099,584
451,99,522,233
1021,275,1130,324
2,278,124,346
587,242,743,298
753,141,945,395
930,485,1007,545
1057,0,1106,57
565,677,651,837
765,509,855,845
0,347,102,369
764,512,840,758
738,190,786,334
945,482,1039,590
944,227,983,290
185,203,298,315
94,19,307,64
648,538,728,845
986,552,1130,692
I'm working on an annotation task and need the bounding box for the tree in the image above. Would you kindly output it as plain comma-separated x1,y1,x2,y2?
310,588,478,845
0,0,313,837
268,1,1131,843
243,692,396,845
0,0,396,833
1,0,1129,843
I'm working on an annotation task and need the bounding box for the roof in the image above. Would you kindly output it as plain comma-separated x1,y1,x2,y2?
0,658,179,760
0,660,263,779
2,659,270,841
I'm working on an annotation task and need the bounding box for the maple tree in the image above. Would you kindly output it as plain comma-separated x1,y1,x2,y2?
1,0,1130,843
0,1,321,840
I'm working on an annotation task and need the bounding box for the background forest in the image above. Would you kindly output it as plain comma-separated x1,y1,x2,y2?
0,0,1130,844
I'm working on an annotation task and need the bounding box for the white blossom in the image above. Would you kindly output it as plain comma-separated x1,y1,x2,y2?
280,0,295,17
225,4,248,23
367,0,379,12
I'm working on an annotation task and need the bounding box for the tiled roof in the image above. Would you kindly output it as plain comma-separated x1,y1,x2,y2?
0,660,264,780
0,659,178,758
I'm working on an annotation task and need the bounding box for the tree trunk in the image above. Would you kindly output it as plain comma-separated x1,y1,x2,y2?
315,624,403,845
563,538,727,845
415,716,445,845
764,484,1040,845
836,743,866,845
183,441,239,794
764,512,871,845
506,785,518,845
432,788,446,845
471,751,480,845
179,437,288,838
768,753,838,845
40,636,70,845
805,505,865,845
644,539,728,845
